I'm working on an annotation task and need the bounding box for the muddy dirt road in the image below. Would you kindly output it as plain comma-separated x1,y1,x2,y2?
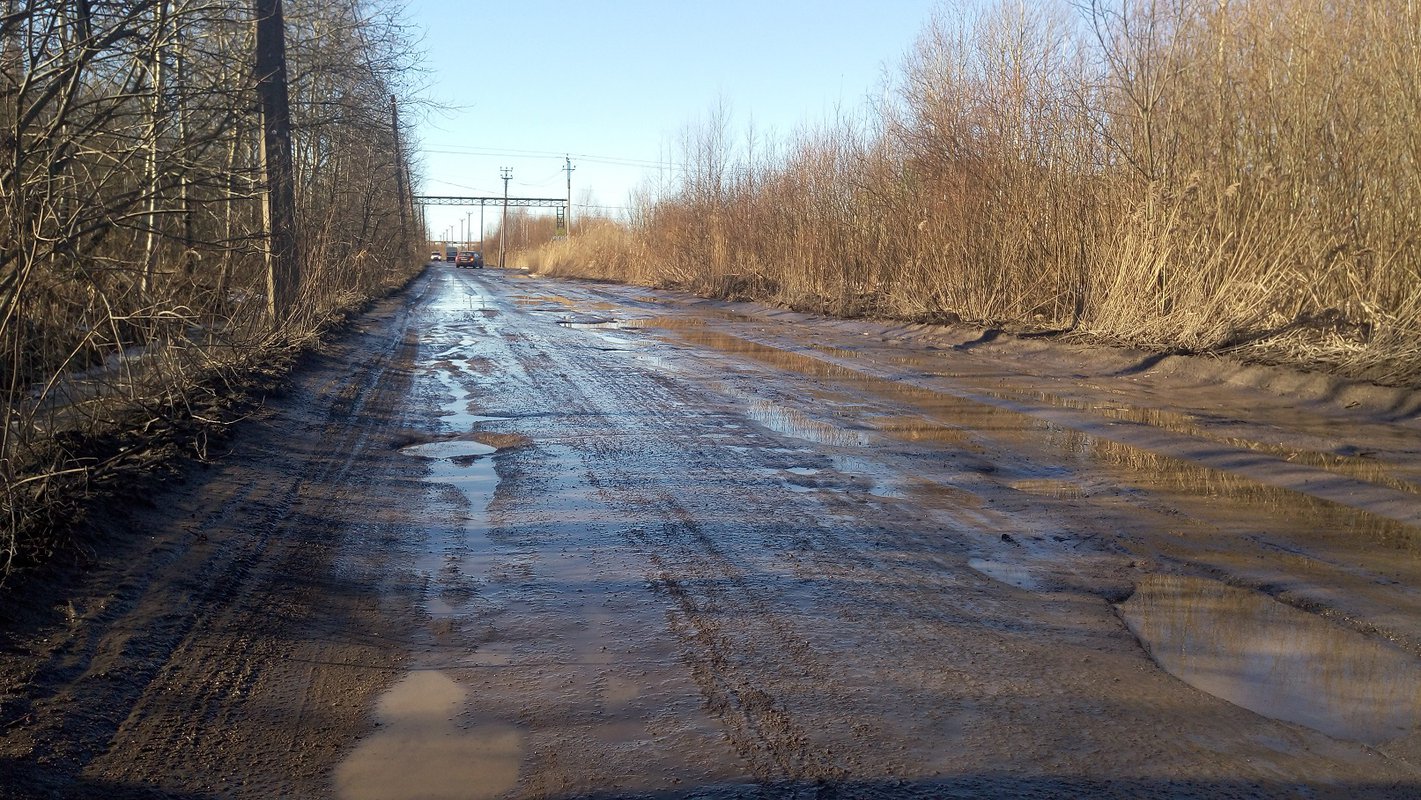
4,266,1421,798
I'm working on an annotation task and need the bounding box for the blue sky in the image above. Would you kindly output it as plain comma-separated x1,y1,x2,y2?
405,0,944,243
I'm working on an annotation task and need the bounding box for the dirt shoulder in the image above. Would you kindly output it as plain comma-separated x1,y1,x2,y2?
0,277,435,798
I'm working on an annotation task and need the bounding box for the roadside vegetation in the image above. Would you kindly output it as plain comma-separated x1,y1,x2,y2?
524,0,1420,389
1,1,423,582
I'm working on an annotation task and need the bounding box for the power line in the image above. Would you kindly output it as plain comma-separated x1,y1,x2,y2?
423,145,682,170
431,178,501,195
515,169,563,187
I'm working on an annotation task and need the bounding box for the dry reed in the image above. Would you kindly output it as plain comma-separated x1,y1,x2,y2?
519,0,1421,388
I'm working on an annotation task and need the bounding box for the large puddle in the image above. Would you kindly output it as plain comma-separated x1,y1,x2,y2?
1118,575,1421,745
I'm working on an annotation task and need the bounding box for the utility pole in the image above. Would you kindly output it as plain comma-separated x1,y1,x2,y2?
254,0,299,323
563,155,575,237
499,167,511,269
478,202,485,250
465,211,473,249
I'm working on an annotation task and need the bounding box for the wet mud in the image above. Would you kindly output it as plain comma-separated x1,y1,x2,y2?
3,267,1420,798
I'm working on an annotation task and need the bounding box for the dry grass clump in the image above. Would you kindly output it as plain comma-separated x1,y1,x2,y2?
2,2,425,583
521,0,1421,388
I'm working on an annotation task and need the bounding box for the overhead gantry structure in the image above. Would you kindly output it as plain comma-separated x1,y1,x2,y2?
414,195,566,208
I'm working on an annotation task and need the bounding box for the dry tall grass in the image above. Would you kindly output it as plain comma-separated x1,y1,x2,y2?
523,0,1421,388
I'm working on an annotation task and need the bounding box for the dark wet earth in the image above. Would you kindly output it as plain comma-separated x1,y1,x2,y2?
328,267,1421,798
8,265,1418,799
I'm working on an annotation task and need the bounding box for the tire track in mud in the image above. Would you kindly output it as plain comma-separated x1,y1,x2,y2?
476,278,1035,786
449,278,858,785
0,275,438,797
479,272,1421,794
560,287,1421,658
84,291,435,794
628,507,842,784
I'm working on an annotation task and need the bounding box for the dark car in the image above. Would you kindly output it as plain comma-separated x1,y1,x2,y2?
455,250,483,269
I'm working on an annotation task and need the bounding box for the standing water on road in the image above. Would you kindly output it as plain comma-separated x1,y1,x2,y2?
336,273,521,799
1118,574,1421,745
330,269,1421,796
333,670,520,800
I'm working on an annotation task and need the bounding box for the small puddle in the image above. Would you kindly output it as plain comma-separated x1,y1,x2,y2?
398,436,501,619
968,557,1040,591
556,313,619,327
402,439,498,462
334,670,521,800
744,399,876,448
1117,575,1421,745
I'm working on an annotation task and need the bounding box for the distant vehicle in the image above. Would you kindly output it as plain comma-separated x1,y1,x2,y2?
430,251,441,261
455,250,483,269
446,245,457,262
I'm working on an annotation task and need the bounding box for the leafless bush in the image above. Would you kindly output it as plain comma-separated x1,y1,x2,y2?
1,0,424,582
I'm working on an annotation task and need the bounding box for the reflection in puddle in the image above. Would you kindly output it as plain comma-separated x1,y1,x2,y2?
987,385,1421,497
873,415,975,449
1054,429,1421,557
968,557,1040,590
1118,575,1421,744
1008,477,1087,500
401,435,501,623
334,670,521,800
560,314,705,332
556,314,618,327
431,274,493,313
665,328,866,382
402,439,498,461
744,399,875,448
